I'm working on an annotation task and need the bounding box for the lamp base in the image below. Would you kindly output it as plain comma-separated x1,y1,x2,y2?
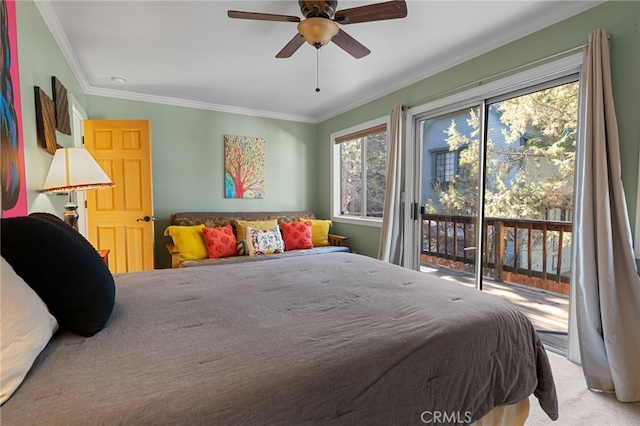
63,200,79,231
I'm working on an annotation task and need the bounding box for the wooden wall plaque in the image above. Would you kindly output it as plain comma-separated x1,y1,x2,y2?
52,76,71,135
34,86,59,154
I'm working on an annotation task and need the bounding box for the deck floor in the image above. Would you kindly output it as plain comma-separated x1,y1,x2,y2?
420,264,569,353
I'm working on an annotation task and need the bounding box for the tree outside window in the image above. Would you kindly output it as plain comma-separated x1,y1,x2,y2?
422,82,578,274
337,125,388,220
425,82,578,220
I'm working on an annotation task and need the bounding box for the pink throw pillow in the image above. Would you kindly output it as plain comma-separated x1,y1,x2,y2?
280,221,313,250
202,225,237,259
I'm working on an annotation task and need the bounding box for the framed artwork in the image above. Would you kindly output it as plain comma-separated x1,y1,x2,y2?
1,0,27,217
224,134,265,199
34,86,58,154
52,76,71,135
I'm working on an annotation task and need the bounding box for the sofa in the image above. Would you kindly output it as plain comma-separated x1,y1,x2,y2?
165,210,349,268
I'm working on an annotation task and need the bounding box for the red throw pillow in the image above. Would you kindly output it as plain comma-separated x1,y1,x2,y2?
202,224,237,259
280,221,313,251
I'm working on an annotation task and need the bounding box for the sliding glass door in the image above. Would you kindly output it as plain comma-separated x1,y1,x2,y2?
411,77,579,353
416,105,482,284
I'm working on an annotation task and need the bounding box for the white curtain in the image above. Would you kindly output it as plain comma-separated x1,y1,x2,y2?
378,103,405,264
572,28,640,402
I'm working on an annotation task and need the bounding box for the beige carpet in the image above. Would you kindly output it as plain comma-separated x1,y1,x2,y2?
526,350,640,425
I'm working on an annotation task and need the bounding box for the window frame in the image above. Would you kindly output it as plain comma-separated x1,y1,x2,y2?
432,148,460,190
404,53,583,268
330,115,391,227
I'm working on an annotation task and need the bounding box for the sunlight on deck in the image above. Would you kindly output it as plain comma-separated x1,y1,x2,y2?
420,263,569,353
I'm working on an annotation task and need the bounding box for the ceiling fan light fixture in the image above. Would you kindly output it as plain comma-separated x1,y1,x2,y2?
297,17,339,48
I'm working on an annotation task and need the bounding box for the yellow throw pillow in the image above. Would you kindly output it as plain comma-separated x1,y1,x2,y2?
234,219,279,251
163,224,207,261
300,218,332,247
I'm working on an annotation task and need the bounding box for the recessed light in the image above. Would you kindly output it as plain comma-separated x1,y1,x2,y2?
110,76,126,84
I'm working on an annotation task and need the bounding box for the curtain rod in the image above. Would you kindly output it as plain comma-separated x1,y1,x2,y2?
406,34,611,110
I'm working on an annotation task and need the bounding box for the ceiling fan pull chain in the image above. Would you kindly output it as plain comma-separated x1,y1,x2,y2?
316,48,321,93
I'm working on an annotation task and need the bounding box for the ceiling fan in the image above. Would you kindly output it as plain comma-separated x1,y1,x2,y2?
228,1,408,59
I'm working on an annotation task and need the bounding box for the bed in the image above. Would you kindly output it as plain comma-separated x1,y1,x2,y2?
1,249,557,425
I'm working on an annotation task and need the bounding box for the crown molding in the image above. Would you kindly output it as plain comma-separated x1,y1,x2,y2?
34,0,90,92
315,0,604,123
35,0,318,124
84,86,319,123
37,0,602,125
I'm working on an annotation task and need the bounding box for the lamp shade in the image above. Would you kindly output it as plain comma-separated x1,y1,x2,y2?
42,148,115,193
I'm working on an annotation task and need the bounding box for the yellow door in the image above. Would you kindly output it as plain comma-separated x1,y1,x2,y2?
84,120,154,272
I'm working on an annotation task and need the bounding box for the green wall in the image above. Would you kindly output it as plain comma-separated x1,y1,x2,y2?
15,0,640,266
317,0,640,258
85,96,317,268
15,0,317,269
15,0,85,216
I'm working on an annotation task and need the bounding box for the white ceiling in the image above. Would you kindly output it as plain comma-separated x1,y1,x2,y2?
37,1,601,123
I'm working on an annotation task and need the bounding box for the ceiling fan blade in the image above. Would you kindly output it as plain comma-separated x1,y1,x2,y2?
276,34,306,58
335,1,407,24
227,10,300,23
331,29,371,59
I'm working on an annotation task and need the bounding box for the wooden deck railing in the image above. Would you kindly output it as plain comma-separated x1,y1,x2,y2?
421,214,573,284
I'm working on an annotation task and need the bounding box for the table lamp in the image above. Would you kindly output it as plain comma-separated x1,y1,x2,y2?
42,147,115,230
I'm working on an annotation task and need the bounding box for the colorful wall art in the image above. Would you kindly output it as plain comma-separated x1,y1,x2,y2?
224,134,265,199
1,0,27,217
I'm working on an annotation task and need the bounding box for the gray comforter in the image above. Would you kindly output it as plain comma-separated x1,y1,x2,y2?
2,253,557,425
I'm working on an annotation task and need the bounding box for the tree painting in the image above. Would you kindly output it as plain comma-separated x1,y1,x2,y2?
224,135,265,199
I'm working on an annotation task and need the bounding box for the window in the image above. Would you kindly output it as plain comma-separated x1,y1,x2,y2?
331,117,389,226
434,150,458,188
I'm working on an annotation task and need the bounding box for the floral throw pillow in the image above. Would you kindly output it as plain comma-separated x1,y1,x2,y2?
280,221,313,250
234,219,278,248
247,225,285,256
202,224,237,259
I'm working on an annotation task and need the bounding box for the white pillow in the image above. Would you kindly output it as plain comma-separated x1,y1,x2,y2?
247,225,285,256
1,256,58,405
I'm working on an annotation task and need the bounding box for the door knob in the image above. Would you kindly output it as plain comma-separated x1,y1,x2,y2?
137,216,152,222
